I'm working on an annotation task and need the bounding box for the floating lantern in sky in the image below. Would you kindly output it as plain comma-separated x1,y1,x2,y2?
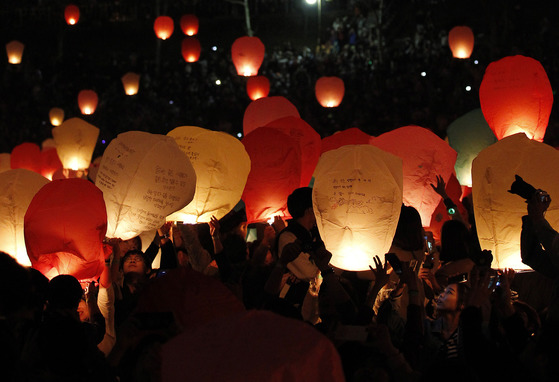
52,117,99,171
0,153,10,173
180,14,199,36
242,127,301,224
121,72,140,95
11,142,42,174
64,4,80,25
246,76,270,101
472,133,559,270
154,16,174,40
25,178,107,281
95,131,196,240
78,89,98,115
320,127,373,154
479,55,553,142
243,96,300,136
372,125,457,226
0,169,49,266
6,40,24,64
49,107,65,126
166,126,251,224
181,37,201,63
448,26,474,59
231,36,265,76
446,109,497,187
315,76,345,107
313,145,403,271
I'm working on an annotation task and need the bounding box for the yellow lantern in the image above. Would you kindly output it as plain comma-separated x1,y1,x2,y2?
0,169,50,266
52,117,99,171
448,26,474,59
78,89,98,115
121,72,140,95
49,107,65,126
6,40,24,64
95,131,197,240
313,145,403,271
166,126,251,223
472,133,559,270
0,153,11,173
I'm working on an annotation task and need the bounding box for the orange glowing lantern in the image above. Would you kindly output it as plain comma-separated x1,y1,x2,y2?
52,117,99,171
64,4,80,25
448,26,474,59
121,72,140,95
321,127,373,154
154,16,174,40
246,76,270,101
11,143,42,174
231,36,265,76
49,107,64,126
479,55,553,142
25,178,107,281
181,37,201,63
78,89,98,115
315,76,345,107
40,148,63,181
243,96,300,136
180,14,199,36
0,153,10,173
6,40,24,64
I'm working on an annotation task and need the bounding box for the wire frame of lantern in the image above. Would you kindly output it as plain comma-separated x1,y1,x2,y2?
315,76,345,107
49,108,65,126
448,26,474,59
181,37,201,63
78,90,98,115
121,72,140,96
154,16,174,40
231,36,265,77
6,40,24,64
180,14,199,36
246,76,270,101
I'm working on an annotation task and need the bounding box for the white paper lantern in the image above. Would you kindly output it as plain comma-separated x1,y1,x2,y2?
52,117,99,171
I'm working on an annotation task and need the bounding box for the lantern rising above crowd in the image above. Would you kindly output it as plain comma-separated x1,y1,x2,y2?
180,14,199,36
231,36,265,77
448,26,474,59
64,4,80,25
154,16,174,40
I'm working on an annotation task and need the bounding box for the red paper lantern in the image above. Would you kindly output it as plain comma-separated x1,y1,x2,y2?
321,127,373,154
25,178,108,281
180,14,199,36
246,76,270,101
479,55,553,142
243,96,300,136
264,116,321,188
40,148,63,181
181,37,201,63
315,76,345,107
64,4,80,25
427,173,468,241
242,127,302,224
154,16,174,40
448,26,474,59
11,143,42,174
231,36,265,76
78,89,98,115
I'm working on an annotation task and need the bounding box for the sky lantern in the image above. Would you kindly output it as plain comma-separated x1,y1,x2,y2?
242,127,301,224
25,179,107,281
166,126,251,224
78,89,98,115
180,14,199,36
472,133,559,270
479,55,553,142
448,26,474,59
231,36,265,76
0,153,10,173
446,109,497,187
64,4,80,25
52,117,99,171
6,40,24,64
320,127,373,154
95,131,196,240
121,72,140,95
0,169,49,267
313,145,403,271
11,142,42,174
49,107,65,126
181,37,201,63
246,76,270,101
315,76,345,107
40,148,63,181
372,125,457,226
243,96,300,136
264,116,321,188
154,16,174,40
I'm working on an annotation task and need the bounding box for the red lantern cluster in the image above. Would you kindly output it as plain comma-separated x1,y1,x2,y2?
231,36,265,77
246,76,270,101
180,14,199,36
182,37,201,63
154,16,174,40
64,4,80,26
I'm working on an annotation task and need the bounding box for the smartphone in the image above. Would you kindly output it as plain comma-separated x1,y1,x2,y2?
385,252,403,275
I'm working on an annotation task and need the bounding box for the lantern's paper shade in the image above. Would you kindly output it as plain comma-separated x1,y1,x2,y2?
479,55,553,142
88,156,102,183
264,116,320,187
52,117,99,171
231,36,265,76
0,153,11,173
243,96,300,136
448,26,474,59
6,40,24,64
121,72,140,95
372,125,457,226
242,127,301,224
246,76,270,101
49,107,65,126
0,169,49,266
315,76,345,107
166,126,251,223
313,145,403,271
25,179,107,281
181,37,201,63
180,14,199,36
78,89,98,115
472,133,559,270
321,127,373,154
11,142,42,174
64,4,80,25
40,148,63,180
427,173,468,241
95,131,196,240
42,138,56,150
446,109,497,187
154,16,174,40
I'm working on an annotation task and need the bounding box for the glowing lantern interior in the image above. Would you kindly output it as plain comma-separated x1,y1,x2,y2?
52,117,99,171
49,107,65,126
448,26,474,59
6,40,24,64
64,4,80,25
121,72,140,95
180,14,199,36
246,76,270,101
231,36,265,76
154,16,174,40
243,96,300,136
181,37,201,63
78,89,99,115
315,76,345,108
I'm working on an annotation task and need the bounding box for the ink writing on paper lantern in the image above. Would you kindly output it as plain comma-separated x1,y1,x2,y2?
121,72,140,95
231,36,265,76
49,107,65,126
64,4,80,25
321,127,373,155
154,16,174,40
181,37,201,63
11,142,42,174
95,131,196,240
246,76,270,101
448,26,474,59
313,145,403,271
315,76,345,107
78,89,98,115
243,96,300,136
52,117,99,171
180,14,199,36
6,40,24,64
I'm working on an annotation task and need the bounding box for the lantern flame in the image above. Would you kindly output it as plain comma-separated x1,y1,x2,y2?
267,216,275,225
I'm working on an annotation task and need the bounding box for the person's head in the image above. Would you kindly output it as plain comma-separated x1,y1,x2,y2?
77,297,89,322
47,274,83,311
220,208,248,240
439,219,472,263
287,187,315,229
122,249,150,276
120,236,142,254
392,205,424,251
435,282,468,314
176,246,190,268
